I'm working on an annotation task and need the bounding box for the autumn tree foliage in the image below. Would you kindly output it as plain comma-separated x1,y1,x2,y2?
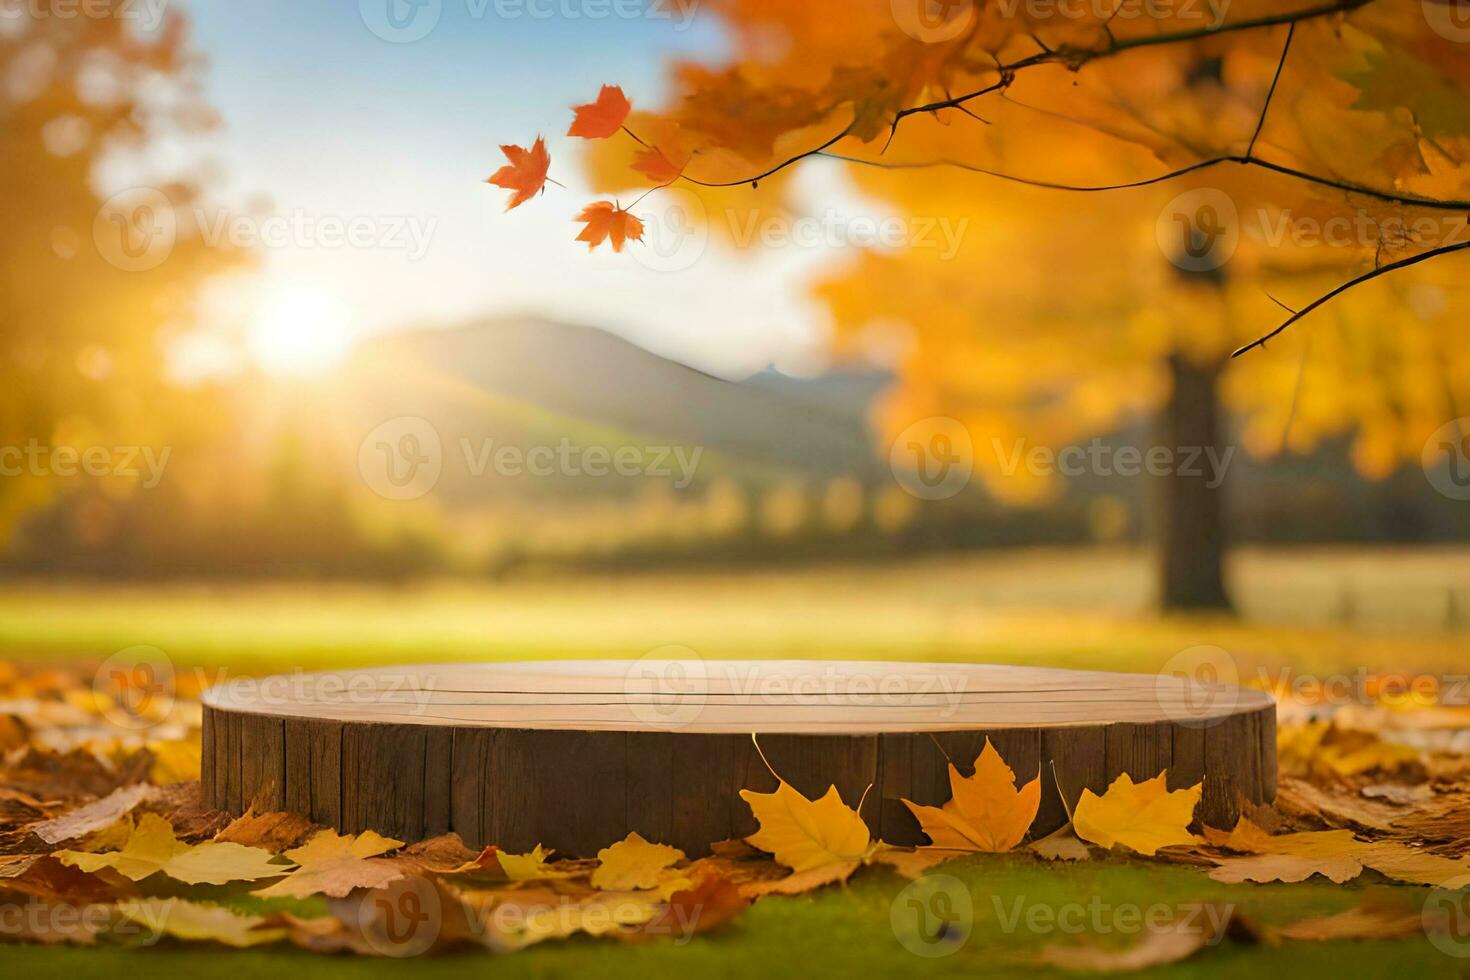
1,6,234,534
493,0,1470,610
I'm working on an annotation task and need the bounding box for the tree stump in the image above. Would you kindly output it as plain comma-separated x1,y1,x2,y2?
202,660,1275,856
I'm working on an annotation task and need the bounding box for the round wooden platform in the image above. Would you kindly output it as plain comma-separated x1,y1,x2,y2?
201,660,1276,856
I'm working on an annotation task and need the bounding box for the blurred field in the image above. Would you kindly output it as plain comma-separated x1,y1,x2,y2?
1,545,1465,677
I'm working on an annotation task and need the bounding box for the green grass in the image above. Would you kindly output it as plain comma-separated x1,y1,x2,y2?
0,547,1466,677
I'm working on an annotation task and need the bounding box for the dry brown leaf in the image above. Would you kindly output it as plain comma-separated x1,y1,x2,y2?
215,809,317,854
630,872,747,941
1208,852,1363,884
33,782,157,845
1030,822,1094,862
870,846,968,879
739,859,860,898
1273,903,1426,942
1035,904,1242,973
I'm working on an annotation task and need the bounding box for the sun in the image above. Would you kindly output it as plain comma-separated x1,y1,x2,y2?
247,286,353,377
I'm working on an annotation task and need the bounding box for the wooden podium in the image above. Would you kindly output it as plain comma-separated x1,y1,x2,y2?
202,660,1275,856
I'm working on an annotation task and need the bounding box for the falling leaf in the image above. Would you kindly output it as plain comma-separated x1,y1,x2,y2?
487,138,551,210
1072,773,1200,856
568,85,632,139
740,777,872,873
115,897,286,948
632,146,683,185
902,738,1040,852
575,201,644,252
55,813,287,885
592,832,685,891
253,828,403,899
32,783,156,844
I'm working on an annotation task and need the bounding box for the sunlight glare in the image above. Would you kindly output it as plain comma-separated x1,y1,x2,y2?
247,287,353,377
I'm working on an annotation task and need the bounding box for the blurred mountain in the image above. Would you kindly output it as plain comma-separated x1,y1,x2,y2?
345,316,891,502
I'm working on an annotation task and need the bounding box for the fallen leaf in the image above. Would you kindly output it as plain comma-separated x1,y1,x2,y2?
0,854,128,902
115,897,286,948
592,832,685,891
147,740,202,784
487,138,551,210
1035,903,1240,972
1073,773,1201,856
633,872,747,940
740,778,872,872
870,846,967,879
215,809,317,853
1273,902,1425,941
738,859,860,898
32,784,156,844
1030,822,1093,862
1209,852,1363,884
568,84,632,138
55,813,287,885
574,201,644,252
902,738,1040,852
252,828,402,899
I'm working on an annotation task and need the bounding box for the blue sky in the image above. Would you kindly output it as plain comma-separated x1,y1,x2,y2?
170,0,860,377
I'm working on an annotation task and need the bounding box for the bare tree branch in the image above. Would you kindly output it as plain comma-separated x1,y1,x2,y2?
1232,238,1470,357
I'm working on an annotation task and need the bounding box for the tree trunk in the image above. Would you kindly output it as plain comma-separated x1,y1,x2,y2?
1156,353,1233,612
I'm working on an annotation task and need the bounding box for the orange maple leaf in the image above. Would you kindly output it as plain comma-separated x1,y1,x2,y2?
575,201,644,252
568,85,632,139
901,738,1040,852
486,137,550,210
632,146,684,185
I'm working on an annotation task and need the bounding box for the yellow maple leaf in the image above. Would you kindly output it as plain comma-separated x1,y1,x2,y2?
1072,773,1200,856
56,813,286,885
591,832,685,891
115,897,286,947
252,828,403,899
901,738,1040,852
739,776,872,873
